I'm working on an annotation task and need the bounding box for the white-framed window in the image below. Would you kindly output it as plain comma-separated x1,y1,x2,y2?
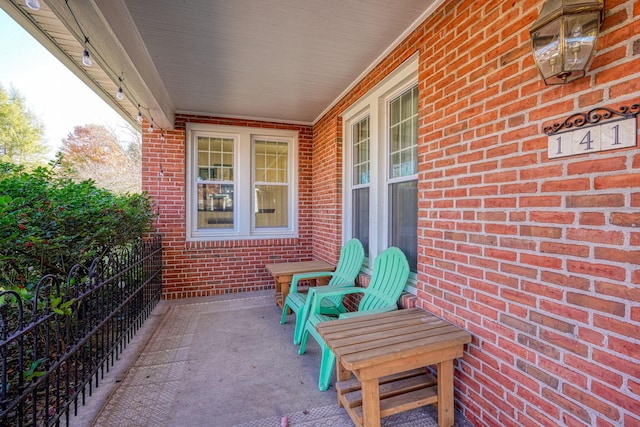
186,123,298,241
343,54,419,288
351,115,371,259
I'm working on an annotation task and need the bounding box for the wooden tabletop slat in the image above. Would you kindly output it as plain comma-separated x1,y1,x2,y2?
330,323,464,358
326,321,450,347
326,320,454,350
340,330,472,370
319,308,427,330
316,309,434,335
317,308,459,344
319,315,445,340
317,308,472,370
265,260,334,276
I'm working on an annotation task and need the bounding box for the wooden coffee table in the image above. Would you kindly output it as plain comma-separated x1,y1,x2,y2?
265,260,334,309
316,308,471,427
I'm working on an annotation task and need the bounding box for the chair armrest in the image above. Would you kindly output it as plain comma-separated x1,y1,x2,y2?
338,306,398,319
290,271,335,293
308,286,365,314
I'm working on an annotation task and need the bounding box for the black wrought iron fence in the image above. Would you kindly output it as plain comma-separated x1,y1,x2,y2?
0,235,162,427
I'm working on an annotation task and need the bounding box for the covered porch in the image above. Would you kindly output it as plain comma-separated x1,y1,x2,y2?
2,0,639,426
75,290,473,427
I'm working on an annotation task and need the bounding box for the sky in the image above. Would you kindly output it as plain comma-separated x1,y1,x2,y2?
0,8,131,158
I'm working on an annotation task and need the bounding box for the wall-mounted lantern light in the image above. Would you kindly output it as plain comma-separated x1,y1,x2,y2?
529,0,604,85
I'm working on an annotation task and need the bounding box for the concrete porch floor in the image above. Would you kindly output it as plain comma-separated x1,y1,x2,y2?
71,290,473,427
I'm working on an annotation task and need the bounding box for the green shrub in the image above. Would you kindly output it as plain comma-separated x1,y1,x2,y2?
0,161,156,295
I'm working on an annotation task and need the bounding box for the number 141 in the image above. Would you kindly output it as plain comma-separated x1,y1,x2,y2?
548,118,636,159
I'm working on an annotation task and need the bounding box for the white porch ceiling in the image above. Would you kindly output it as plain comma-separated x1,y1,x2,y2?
2,0,442,128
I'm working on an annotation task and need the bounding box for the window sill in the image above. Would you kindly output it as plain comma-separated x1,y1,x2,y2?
184,237,301,250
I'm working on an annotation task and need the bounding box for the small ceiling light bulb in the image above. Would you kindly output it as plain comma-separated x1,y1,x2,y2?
82,49,92,67
25,0,40,10
82,37,92,67
148,123,154,132
137,110,143,123
116,76,125,100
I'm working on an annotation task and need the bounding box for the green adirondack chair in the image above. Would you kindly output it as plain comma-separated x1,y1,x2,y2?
298,246,410,391
280,238,365,345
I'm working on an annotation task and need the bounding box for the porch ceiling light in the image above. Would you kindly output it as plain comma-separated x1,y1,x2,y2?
529,0,604,85
25,0,40,10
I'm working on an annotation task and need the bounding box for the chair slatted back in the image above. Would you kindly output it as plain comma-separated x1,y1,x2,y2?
328,238,365,285
358,247,409,312
325,238,365,305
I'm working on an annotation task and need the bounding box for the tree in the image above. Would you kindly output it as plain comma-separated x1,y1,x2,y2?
59,123,142,193
0,84,47,165
0,162,156,293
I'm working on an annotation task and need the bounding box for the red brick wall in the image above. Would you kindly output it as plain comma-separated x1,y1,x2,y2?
313,1,640,426
311,116,344,261
142,114,317,299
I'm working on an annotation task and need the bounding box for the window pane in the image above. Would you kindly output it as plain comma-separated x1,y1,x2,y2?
255,140,288,183
198,167,209,181
254,140,289,229
197,136,234,182
389,180,417,272
388,86,418,271
359,141,369,163
352,117,370,185
352,116,370,255
390,98,400,124
196,136,234,230
353,187,370,257
198,151,209,166
391,152,402,178
390,125,400,153
401,119,413,150
222,153,234,169
389,87,418,179
255,185,288,228
400,148,416,176
197,183,234,229
401,88,414,120
360,121,369,139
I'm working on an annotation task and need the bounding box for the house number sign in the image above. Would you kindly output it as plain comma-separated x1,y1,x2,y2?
545,105,639,160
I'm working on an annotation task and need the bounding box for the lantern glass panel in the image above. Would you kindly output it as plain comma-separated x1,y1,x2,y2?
532,19,562,80
564,12,600,73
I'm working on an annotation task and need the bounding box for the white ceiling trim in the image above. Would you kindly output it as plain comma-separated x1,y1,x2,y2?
176,109,313,127
0,0,141,129
93,0,174,130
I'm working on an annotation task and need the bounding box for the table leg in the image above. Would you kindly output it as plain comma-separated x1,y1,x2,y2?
280,280,292,314
361,377,381,427
336,358,350,382
273,276,281,305
336,358,350,408
281,280,290,303
437,359,455,427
